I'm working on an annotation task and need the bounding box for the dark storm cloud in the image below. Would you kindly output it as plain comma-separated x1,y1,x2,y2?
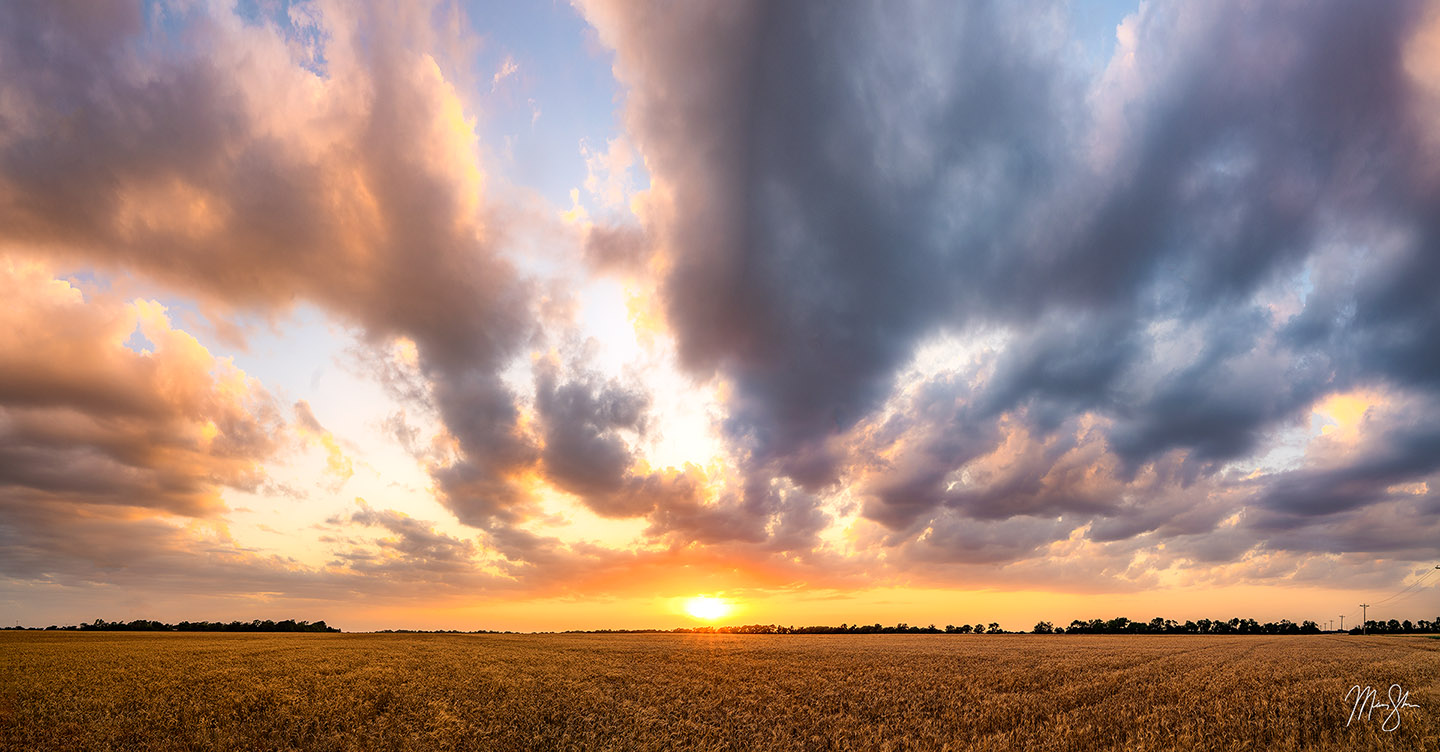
976,312,1137,430
1010,0,1435,478
581,0,1089,560
585,0,1075,486
1258,412,1440,519
583,0,1440,577
527,354,717,524
1105,309,1335,470
1255,501,1440,560
857,373,1003,532
1284,215,1440,396
533,358,647,503
1035,0,1423,313
428,366,538,527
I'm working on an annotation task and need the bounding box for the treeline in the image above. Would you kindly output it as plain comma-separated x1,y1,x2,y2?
1045,616,1440,634
1047,617,1322,634
1343,619,1440,635
3,618,339,632
9,616,1435,635
571,616,1440,636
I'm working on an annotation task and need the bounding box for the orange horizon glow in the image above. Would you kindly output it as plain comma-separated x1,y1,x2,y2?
683,596,734,621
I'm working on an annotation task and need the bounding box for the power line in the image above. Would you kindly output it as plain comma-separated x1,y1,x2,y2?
1342,564,1440,633
1372,565,1439,606
1382,584,1436,608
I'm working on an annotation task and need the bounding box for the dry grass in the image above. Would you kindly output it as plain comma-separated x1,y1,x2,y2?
1,632,1436,751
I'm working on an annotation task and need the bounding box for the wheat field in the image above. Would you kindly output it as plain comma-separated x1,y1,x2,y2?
2,632,1436,751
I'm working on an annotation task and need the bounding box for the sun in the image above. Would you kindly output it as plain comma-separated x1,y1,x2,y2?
684,595,731,621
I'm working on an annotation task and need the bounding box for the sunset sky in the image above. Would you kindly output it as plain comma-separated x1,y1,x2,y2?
3,0,1439,632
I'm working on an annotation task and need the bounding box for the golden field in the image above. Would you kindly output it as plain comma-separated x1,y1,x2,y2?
1,632,1436,751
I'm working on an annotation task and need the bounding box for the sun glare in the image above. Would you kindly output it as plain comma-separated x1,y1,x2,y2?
684,596,731,621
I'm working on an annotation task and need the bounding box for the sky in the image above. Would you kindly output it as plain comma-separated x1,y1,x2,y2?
2,0,1439,633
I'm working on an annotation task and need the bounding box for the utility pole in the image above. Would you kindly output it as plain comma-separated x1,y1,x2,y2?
1360,604,1370,635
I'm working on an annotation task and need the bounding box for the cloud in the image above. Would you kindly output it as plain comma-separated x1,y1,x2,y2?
0,0,543,541
576,0,1440,587
293,400,354,492
0,260,283,517
0,501,312,592
533,356,648,511
583,223,651,274
524,347,722,529
329,498,487,581
0,495,521,606
581,1,1075,488
1245,389,1440,557
581,136,639,211
6,0,1440,611
491,54,519,91
0,261,342,599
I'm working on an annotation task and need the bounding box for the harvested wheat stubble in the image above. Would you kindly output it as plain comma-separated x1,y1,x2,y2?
1,632,1436,751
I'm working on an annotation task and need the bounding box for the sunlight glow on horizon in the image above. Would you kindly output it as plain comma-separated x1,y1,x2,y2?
2,0,1437,634
684,596,733,621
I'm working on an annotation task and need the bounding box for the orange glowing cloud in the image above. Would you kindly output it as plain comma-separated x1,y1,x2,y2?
294,400,356,492
0,259,283,517
1312,389,1384,443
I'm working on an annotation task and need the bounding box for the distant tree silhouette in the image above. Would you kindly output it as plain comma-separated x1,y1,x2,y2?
1342,618,1437,635
9,618,342,632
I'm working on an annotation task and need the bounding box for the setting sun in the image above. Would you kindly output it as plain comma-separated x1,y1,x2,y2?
684,596,732,621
